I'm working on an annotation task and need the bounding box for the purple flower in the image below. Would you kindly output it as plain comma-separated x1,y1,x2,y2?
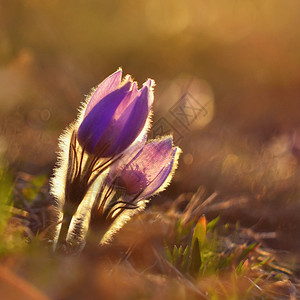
109,137,181,199
77,69,154,157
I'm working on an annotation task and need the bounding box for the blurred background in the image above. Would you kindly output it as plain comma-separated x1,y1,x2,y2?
1,0,300,250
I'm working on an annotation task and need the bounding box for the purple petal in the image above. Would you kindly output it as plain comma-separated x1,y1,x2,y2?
84,69,122,117
118,137,173,194
142,147,178,198
130,137,173,171
91,83,139,156
113,82,138,119
77,81,132,154
141,79,154,108
142,78,155,89
105,84,154,156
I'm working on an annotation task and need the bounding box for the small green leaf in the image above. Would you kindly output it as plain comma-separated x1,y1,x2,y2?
181,245,190,271
207,216,220,232
172,245,183,265
236,259,249,276
238,243,257,261
251,256,271,269
189,238,202,276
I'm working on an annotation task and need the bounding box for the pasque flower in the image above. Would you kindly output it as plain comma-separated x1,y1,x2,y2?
108,136,181,200
77,69,154,157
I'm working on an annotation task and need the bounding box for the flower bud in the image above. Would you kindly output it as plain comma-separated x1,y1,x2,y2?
77,69,154,157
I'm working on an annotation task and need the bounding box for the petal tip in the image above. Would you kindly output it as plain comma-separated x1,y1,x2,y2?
143,78,155,88
109,68,123,85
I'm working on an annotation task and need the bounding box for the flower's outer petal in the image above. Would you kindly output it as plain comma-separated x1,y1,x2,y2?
85,69,123,117
92,83,139,155
128,136,173,172
77,81,132,154
142,147,180,199
105,83,154,156
142,78,155,90
114,82,138,119
118,137,173,194
141,79,155,108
